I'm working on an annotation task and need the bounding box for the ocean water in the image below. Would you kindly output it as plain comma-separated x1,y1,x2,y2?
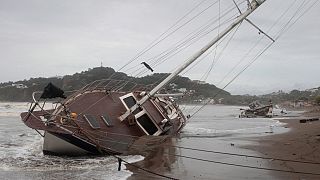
182,104,289,138
0,102,290,179
0,102,144,180
172,105,291,179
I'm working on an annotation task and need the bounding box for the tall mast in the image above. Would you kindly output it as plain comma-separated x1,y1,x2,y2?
119,0,265,121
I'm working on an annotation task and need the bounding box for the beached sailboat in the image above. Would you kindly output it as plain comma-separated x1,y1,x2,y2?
20,0,267,156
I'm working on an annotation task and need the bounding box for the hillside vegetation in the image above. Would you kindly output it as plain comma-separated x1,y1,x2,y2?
0,67,229,102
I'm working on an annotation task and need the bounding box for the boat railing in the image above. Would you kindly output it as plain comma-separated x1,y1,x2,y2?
30,90,78,114
74,78,154,94
29,78,156,114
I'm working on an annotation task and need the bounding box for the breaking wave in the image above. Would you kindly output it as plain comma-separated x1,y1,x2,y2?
0,104,144,180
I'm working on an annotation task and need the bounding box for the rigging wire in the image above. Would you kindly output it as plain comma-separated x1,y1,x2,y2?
127,1,248,78
114,0,220,76
202,0,221,81
183,22,242,114
213,0,301,87
188,0,319,117
274,0,308,40
121,13,239,91
113,154,178,180
128,4,241,78
172,153,320,176
62,125,320,166
276,0,319,40
81,132,320,176
138,13,239,89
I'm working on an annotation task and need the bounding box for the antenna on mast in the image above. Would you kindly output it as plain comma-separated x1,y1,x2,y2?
233,0,275,42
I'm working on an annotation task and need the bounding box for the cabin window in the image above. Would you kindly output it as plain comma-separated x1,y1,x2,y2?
120,93,143,115
136,114,158,135
83,114,100,129
123,96,136,108
101,114,113,127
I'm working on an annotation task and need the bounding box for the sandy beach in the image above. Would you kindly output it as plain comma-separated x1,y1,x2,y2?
246,112,320,179
127,108,320,180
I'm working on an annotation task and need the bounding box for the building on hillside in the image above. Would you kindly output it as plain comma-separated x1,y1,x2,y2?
178,88,187,93
12,83,28,89
192,80,206,85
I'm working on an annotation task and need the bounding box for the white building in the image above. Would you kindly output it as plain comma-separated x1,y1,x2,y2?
178,88,187,93
12,83,28,89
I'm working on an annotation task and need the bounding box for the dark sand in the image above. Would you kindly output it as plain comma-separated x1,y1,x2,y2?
246,116,320,179
127,110,320,180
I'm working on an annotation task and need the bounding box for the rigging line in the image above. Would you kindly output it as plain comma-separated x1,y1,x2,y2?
145,7,244,77
86,137,178,179
119,0,210,68
141,35,234,110
201,19,240,82
276,0,319,41
146,3,245,68
128,2,247,79
190,41,274,118
129,1,247,78
129,10,240,78
134,14,238,80
202,0,221,81
70,128,320,166
182,25,241,114
122,0,210,73
73,125,177,179
51,122,176,179
82,135,320,175
275,0,309,38
118,0,220,73
214,0,299,88
173,145,320,165
144,2,241,66
208,0,318,97
56,120,320,169
119,141,319,175
267,0,299,34
84,134,320,169
172,153,320,176
78,129,320,177
104,0,214,82
184,22,242,115
114,155,178,180
187,1,308,116
216,34,264,87
178,20,241,78
274,0,308,40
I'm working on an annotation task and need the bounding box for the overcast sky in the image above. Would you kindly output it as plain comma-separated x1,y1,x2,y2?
0,0,319,95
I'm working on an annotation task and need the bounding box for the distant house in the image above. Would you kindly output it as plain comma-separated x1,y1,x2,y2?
204,98,215,104
192,80,206,85
178,88,187,93
169,83,178,89
12,83,28,89
294,100,305,107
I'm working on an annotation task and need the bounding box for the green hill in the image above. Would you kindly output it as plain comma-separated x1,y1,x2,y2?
0,67,230,102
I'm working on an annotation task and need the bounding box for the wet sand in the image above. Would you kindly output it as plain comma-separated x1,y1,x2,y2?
246,116,320,179
127,110,320,180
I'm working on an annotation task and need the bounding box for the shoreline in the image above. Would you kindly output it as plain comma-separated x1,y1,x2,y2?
243,114,320,179
126,110,320,180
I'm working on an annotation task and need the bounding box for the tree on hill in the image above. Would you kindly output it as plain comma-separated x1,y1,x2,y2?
0,67,230,102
